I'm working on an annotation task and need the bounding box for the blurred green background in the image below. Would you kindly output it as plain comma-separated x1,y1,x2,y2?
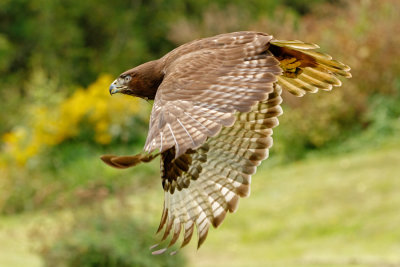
1,0,399,266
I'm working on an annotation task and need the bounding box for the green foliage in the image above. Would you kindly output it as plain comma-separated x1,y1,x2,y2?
272,90,364,162
1,0,399,215
2,141,398,266
0,0,343,215
282,0,341,14
40,212,185,267
263,0,400,162
0,142,158,215
365,79,400,136
188,141,400,266
0,0,332,132
0,2,398,266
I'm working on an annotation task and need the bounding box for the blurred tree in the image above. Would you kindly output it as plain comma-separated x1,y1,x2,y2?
0,0,336,135
1,0,399,216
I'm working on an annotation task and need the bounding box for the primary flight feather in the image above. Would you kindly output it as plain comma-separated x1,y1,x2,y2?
102,31,351,254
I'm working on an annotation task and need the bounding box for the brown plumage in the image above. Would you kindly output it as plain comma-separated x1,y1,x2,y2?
103,31,351,254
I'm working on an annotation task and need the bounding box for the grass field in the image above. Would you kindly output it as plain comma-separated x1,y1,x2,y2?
1,140,400,267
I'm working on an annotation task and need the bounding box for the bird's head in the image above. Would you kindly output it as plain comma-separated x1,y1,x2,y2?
109,61,164,100
109,71,136,96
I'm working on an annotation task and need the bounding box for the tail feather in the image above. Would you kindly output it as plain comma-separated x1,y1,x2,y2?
100,152,159,169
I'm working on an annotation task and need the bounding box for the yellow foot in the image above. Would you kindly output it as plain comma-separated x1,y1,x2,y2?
280,57,302,78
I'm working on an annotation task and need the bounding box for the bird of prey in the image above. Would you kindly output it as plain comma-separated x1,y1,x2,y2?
101,31,351,254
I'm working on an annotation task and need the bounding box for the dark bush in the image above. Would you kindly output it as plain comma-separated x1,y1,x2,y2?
40,213,186,267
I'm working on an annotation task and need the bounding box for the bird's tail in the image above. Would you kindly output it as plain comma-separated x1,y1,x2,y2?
100,152,159,169
269,39,351,97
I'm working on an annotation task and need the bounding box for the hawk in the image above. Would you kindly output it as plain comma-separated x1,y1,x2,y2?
101,31,351,254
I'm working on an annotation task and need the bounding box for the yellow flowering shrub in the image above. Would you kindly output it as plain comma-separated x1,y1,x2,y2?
1,74,143,166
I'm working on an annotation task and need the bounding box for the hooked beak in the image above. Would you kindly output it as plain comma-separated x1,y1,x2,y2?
109,80,121,95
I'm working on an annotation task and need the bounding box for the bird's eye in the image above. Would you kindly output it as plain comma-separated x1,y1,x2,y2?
124,76,132,83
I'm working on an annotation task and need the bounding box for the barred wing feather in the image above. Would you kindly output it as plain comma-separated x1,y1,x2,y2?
152,84,283,254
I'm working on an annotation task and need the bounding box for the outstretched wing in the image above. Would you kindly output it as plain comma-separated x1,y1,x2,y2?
151,84,283,254
144,32,282,158
150,39,351,253
143,34,351,158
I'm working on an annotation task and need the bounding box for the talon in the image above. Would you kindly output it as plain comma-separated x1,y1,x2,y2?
280,57,302,78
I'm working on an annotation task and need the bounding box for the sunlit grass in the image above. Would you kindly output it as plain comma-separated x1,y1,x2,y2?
184,141,400,267
0,141,399,267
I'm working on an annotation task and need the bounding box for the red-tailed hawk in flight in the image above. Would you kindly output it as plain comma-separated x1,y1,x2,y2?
101,31,351,254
